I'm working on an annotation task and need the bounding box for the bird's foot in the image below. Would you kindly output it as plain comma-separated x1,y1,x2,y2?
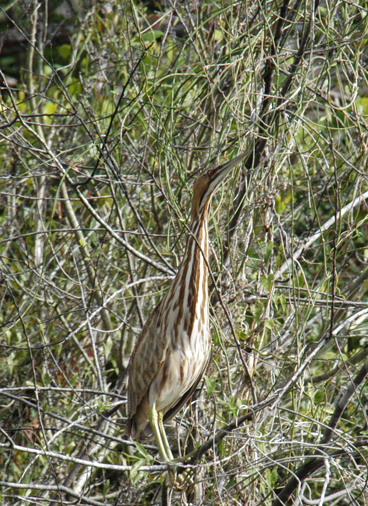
166,462,189,490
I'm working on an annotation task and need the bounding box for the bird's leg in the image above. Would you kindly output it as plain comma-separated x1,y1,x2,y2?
148,402,170,462
158,411,174,461
157,412,191,490
148,404,187,489
148,404,186,489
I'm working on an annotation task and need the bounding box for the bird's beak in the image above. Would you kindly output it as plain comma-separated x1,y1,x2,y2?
210,151,248,187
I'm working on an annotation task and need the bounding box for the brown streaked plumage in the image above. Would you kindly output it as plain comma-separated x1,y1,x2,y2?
125,152,247,461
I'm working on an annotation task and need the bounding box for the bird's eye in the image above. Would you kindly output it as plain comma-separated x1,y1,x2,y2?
207,169,215,177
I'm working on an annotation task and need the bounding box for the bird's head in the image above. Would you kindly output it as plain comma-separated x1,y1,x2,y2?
191,152,247,221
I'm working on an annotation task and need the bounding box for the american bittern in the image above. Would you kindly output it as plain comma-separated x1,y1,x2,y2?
125,152,247,462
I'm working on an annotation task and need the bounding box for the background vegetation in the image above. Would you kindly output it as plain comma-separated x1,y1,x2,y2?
1,0,368,505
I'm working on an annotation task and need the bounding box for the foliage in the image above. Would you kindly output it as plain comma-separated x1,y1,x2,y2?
1,0,368,505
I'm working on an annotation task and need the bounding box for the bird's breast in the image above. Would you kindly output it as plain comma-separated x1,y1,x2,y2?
150,321,211,414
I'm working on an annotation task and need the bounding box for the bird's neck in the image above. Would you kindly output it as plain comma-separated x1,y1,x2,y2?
161,208,210,342
181,208,209,306
187,204,209,258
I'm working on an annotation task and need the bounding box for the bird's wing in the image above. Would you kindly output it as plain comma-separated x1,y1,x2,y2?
126,302,167,421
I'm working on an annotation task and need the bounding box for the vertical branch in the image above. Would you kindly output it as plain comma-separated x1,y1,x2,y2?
27,2,46,274
328,123,339,341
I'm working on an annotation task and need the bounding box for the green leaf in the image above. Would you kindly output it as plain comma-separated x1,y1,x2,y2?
265,318,275,329
104,336,113,360
135,441,150,459
265,467,278,487
205,375,216,398
279,293,287,313
71,374,79,387
142,30,163,42
251,301,263,323
103,479,110,498
314,389,324,404
129,459,146,484
214,29,223,41
238,330,247,341
39,321,45,338
260,241,274,265
260,273,274,291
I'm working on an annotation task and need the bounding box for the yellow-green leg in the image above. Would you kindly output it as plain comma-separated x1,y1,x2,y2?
158,410,174,461
148,402,171,462
148,403,181,489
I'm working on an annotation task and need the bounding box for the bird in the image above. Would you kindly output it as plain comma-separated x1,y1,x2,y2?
125,151,247,462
